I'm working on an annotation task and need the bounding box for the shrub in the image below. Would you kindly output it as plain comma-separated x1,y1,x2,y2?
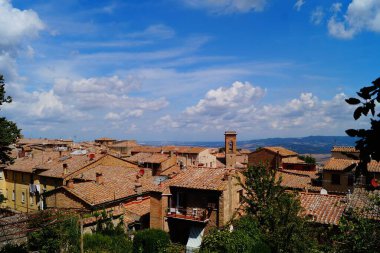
84,233,132,253
0,243,28,253
133,229,170,253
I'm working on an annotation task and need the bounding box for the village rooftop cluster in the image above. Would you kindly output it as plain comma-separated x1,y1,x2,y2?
0,132,379,251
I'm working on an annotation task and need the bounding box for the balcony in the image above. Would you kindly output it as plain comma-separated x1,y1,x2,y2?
166,207,210,223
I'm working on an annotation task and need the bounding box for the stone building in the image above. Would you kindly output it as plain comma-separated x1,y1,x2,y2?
248,146,316,171
150,167,243,251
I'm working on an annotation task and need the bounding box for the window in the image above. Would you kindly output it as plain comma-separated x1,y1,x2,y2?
331,174,341,185
21,192,25,203
238,189,244,203
4,171,7,179
348,174,354,186
0,170,3,179
30,195,34,206
12,190,15,201
176,192,186,208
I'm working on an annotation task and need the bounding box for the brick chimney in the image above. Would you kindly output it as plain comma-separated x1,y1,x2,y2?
96,172,104,185
63,163,68,175
66,179,74,189
134,182,142,195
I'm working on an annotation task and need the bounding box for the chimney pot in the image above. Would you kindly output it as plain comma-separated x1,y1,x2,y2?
67,179,74,189
96,172,104,184
63,163,68,175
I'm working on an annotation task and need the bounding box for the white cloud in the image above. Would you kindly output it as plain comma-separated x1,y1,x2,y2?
157,81,353,135
182,0,267,14
127,24,175,40
185,81,265,115
105,112,121,121
294,0,305,12
0,0,44,48
310,6,324,25
327,0,380,39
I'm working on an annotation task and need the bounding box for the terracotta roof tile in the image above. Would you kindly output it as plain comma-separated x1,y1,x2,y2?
323,158,357,171
124,197,150,217
263,146,298,157
167,167,232,191
331,146,359,153
38,154,105,178
299,193,346,225
276,171,316,191
282,157,307,164
63,166,159,206
126,153,171,164
347,188,380,220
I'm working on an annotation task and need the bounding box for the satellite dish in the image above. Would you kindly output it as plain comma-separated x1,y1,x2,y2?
371,178,379,188
320,188,328,195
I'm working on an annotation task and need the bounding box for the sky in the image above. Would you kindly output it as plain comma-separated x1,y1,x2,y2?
1,0,379,142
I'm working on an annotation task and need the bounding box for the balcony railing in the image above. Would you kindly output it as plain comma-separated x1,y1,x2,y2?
166,207,210,222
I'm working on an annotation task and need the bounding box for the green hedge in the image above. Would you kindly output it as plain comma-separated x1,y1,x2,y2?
132,229,170,253
84,233,132,253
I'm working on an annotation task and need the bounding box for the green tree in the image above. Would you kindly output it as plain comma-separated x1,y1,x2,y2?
239,164,317,253
28,211,80,253
345,77,380,175
298,155,316,164
132,229,170,253
0,75,21,164
332,210,380,253
200,216,270,253
84,233,132,253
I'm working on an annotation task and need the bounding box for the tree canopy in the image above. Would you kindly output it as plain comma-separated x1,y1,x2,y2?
345,77,380,175
0,75,21,164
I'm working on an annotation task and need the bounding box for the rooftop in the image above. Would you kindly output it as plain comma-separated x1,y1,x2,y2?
260,146,298,157
299,192,346,225
60,167,158,206
331,146,359,153
126,152,171,164
167,167,233,191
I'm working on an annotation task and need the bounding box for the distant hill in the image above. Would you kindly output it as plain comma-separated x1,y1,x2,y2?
142,136,356,154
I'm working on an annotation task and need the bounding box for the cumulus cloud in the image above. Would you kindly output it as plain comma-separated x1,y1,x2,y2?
0,0,44,49
182,0,267,14
310,6,324,25
294,0,305,12
327,0,380,39
156,81,353,134
185,81,265,115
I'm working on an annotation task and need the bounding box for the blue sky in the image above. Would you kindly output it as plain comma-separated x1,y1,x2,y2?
1,0,379,141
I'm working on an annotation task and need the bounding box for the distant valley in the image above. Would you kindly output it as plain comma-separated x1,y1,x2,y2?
142,135,356,155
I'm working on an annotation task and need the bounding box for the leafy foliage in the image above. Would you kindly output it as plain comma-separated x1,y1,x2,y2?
200,216,270,253
0,75,21,164
0,243,28,253
345,77,380,175
84,233,132,253
132,229,170,253
28,211,80,253
298,155,316,164
332,209,380,253
238,164,317,253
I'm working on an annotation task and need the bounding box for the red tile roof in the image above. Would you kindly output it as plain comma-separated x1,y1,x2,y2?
276,171,320,191
262,146,298,157
324,158,357,171
126,153,171,164
331,146,359,153
299,193,346,225
324,158,380,173
166,167,233,191
62,167,159,206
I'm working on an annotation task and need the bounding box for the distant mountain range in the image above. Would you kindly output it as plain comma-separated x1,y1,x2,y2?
142,136,357,154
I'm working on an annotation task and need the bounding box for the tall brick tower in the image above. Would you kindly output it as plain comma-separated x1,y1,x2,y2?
225,131,237,168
